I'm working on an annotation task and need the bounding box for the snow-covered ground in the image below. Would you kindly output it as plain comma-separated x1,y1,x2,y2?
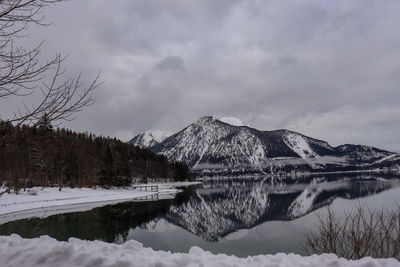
0,182,201,225
0,234,398,267
137,181,202,187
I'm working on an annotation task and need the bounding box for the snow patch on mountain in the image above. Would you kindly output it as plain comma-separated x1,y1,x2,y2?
373,154,398,164
147,130,171,143
219,117,245,126
284,133,318,159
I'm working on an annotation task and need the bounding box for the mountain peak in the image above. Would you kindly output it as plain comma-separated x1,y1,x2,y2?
195,116,216,124
218,117,245,127
194,116,247,127
129,116,400,174
128,129,171,148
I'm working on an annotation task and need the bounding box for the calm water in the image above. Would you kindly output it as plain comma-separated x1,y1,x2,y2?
2,174,400,257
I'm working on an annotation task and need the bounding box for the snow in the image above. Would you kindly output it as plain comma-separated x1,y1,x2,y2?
284,132,318,159
0,187,154,217
144,129,172,143
0,182,200,225
160,117,268,170
142,181,202,187
0,234,398,267
131,129,172,148
219,116,245,126
373,154,399,164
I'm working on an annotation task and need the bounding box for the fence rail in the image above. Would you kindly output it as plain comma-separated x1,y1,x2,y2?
132,185,159,192
134,194,159,202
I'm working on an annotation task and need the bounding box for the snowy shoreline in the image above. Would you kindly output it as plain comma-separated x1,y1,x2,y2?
0,234,398,267
0,181,201,225
197,169,400,180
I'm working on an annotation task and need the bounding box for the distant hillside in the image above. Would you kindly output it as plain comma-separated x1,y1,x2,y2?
130,116,400,175
0,120,193,191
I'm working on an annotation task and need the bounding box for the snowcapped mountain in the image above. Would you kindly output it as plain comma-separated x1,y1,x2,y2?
130,116,400,174
128,130,171,148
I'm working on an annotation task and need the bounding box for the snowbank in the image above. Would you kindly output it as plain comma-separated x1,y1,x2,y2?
0,234,398,267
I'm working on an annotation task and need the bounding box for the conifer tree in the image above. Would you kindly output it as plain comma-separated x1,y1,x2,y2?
100,146,116,187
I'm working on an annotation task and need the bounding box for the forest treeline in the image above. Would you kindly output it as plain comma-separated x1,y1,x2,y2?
0,119,194,191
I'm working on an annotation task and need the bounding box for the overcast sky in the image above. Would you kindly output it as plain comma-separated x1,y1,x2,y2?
1,0,400,152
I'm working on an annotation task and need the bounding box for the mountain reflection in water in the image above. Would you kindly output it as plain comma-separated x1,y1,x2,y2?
149,175,400,242
1,174,400,256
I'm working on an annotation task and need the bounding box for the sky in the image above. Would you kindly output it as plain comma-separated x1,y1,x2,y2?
1,0,400,152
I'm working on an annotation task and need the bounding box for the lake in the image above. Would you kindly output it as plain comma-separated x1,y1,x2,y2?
1,173,400,257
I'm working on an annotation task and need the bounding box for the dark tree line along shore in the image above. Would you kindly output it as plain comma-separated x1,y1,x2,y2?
0,120,194,192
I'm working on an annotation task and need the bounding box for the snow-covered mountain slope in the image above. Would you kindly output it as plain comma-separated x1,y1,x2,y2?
335,144,398,164
151,116,270,170
128,130,171,148
130,116,400,173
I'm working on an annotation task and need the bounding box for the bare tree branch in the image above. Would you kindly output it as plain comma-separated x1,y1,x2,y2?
0,0,101,126
304,204,400,260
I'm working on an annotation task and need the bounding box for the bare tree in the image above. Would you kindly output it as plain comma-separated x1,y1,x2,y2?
0,0,101,127
304,204,400,260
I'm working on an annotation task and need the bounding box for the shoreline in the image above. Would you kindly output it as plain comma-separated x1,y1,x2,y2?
0,181,201,225
197,169,400,180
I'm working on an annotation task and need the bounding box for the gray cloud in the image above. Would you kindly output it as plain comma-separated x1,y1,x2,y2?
156,56,185,71
1,0,400,152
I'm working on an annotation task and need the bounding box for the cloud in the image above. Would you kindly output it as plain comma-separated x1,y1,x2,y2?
1,0,400,152
156,56,185,71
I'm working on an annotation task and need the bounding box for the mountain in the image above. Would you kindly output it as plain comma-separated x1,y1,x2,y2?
130,116,400,174
128,130,171,148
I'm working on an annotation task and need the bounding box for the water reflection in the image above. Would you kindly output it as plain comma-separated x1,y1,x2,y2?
0,187,196,242
160,175,400,242
1,174,400,256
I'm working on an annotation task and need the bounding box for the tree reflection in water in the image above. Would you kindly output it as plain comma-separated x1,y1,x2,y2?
0,187,196,242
